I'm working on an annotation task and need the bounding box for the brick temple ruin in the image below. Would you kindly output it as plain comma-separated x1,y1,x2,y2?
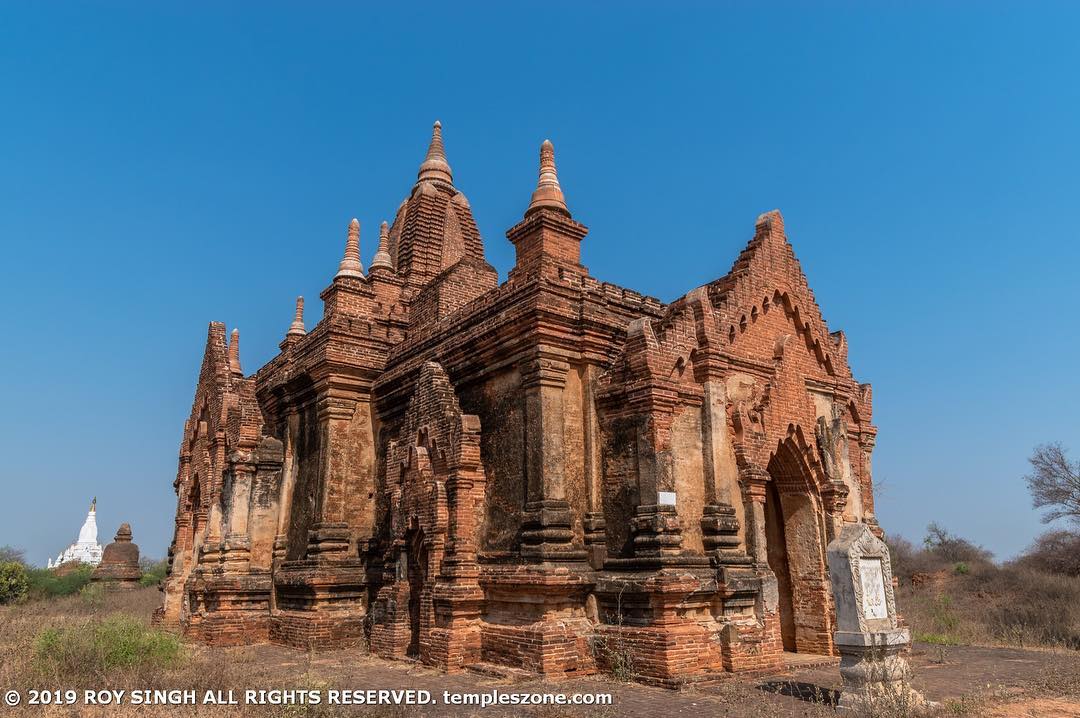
156,122,880,686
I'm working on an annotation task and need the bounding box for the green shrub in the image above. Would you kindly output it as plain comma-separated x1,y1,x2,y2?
139,558,168,587
27,564,93,599
953,562,970,575
929,593,960,633
0,561,29,604
79,582,105,607
34,614,184,678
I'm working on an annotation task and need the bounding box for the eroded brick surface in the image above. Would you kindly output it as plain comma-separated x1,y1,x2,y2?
158,123,880,686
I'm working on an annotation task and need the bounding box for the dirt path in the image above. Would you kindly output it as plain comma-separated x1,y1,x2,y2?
214,642,1080,717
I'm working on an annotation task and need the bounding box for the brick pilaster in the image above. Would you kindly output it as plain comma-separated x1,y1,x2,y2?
306,393,361,559
520,355,585,562
222,457,254,570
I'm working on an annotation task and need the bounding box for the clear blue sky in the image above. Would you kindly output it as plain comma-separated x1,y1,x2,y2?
2,2,1078,565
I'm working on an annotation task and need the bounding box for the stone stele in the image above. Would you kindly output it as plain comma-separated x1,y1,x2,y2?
827,523,926,711
90,523,142,589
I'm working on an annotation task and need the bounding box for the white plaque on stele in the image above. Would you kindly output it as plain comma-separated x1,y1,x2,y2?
858,557,888,620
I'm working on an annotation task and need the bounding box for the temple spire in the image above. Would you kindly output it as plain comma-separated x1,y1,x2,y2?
287,296,306,337
416,120,453,185
229,328,243,377
507,138,587,281
370,221,394,272
336,218,364,279
526,139,568,216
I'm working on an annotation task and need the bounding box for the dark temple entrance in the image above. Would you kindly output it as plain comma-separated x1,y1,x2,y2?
763,437,833,655
764,479,797,651
406,529,428,658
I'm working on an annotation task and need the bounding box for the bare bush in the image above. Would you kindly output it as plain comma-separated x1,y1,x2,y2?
922,523,993,567
1013,529,1080,576
887,535,946,584
1025,442,1080,525
0,546,26,565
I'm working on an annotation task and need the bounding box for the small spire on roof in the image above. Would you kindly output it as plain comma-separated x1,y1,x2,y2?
370,221,394,272
526,139,568,216
336,218,364,279
416,120,453,185
287,296,306,337
229,328,243,376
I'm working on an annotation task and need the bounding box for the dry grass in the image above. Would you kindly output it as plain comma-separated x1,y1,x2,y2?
698,678,998,718
1027,658,1080,700
0,588,609,717
0,587,164,688
1,587,1075,717
0,589,361,717
897,565,1080,650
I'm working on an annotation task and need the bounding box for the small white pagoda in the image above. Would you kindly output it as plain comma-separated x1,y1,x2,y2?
48,498,103,568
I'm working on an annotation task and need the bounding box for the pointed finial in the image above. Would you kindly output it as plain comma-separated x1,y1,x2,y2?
336,218,364,278
229,328,243,376
370,220,394,272
526,139,568,216
90,497,96,512
416,120,453,184
287,296,306,336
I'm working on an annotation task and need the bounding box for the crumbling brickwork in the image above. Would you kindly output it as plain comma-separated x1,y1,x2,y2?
157,122,880,686
90,523,141,590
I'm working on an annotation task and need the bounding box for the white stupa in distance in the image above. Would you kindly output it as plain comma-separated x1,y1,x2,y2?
47,498,103,568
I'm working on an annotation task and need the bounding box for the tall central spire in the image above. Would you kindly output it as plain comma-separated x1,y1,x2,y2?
416,120,453,185
77,499,99,545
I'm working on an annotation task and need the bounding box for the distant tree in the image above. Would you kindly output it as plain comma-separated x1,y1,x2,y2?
0,546,26,566
923,522,993,565
139,558,168,587
1026,443,1080,525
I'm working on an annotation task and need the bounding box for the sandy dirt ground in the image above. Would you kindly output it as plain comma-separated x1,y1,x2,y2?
176,641,1078,717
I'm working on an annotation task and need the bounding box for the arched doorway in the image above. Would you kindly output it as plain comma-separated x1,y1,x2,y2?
763,438,832,655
